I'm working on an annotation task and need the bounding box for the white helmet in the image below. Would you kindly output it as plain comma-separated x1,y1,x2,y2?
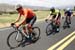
66,8,70,11
15,4,23,10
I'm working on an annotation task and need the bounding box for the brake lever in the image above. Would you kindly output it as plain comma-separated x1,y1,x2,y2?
11,24,18,30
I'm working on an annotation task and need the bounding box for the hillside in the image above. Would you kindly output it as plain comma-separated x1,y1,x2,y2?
0,3,74,12
0,3,50,12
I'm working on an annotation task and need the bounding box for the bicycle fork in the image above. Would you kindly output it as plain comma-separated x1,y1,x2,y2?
15,31,20,41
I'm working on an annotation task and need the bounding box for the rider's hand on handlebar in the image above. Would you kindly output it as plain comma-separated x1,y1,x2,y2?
15,24,19,28
45,19,48,22
11,23,19,28
11,23,15,26
62,17,64,19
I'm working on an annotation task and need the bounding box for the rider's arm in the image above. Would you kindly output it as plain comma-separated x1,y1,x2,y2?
55,13,58,20
46,15,50,19
64,11,68,17
19,10,28,25
71,11,73,17
46,11,52,20
14,14,21,23
55,10,59,20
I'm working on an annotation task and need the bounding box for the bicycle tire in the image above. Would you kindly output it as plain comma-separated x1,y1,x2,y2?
46,23,53,36
7,30,23,49
32,27,40,42
63,20,69,29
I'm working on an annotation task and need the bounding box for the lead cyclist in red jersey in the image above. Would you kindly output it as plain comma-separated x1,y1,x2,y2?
11,5,37,38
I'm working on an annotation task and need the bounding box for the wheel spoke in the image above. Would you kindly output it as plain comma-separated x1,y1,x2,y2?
32,27,40,41
46,24,53,35
7,31,23,48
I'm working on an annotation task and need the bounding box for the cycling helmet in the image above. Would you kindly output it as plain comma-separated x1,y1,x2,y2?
16,4,23,10
66,8,71,11
50,7,55,12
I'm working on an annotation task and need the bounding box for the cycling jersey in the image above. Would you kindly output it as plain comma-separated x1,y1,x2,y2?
50,9,60,19
20,8,36,19
65,10,72,16
49,9,61,26
64,10,72,24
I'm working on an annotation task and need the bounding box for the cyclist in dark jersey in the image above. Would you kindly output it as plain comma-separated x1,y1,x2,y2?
64,8,72,24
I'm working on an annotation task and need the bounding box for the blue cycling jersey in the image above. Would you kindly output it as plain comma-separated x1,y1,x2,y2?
65,10,72,16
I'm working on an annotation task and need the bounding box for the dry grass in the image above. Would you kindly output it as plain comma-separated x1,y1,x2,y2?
0,10,50,28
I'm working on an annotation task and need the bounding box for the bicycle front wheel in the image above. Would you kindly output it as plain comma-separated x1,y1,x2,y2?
46,23,53,36
7,31,23,49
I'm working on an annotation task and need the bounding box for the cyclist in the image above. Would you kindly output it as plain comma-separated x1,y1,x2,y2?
46,7,61,32
11,5,37,38
64,8,73,27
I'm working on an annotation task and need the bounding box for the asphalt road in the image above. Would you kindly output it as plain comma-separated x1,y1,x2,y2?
0,17,75,50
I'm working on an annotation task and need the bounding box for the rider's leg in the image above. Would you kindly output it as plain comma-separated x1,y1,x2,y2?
28,16,36,35
22,24,30,38
57,12,61,24
22,17,34,38
55,18,60,32
26,16,36,40
67,16,71,28
51,18,55,31
27,24,33,34
22,21,30,38
69,16,71,24
23,26,26,35
66,16,70,28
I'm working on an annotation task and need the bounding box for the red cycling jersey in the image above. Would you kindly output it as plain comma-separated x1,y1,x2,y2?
19,8,36,19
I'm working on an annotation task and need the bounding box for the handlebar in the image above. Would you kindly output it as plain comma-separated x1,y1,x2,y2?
11,23,29,30
45,19,54,23
11,23,18,30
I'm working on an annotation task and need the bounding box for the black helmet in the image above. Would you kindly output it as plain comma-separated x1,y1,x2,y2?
50,7,55,12
16,4,23,10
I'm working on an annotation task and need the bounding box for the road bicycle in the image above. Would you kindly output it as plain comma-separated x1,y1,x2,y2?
7,24,40,49
45,19,60,36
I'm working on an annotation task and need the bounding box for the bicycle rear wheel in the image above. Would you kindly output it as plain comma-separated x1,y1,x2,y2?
63,20,69,29
46,23,53,36
7,30,23,49
32,27,40,42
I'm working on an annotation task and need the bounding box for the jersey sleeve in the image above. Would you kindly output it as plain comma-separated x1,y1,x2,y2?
23,9,28,17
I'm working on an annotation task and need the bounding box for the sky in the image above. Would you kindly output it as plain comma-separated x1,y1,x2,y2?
0,0,75,8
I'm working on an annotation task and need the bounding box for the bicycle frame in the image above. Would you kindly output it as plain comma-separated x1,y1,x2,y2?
46,19,60,34
11,24,30,39
11,25,22,41
46,20,57,29
7,24,40,49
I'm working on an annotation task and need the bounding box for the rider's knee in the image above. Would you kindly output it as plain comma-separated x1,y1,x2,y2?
27,24,32,29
